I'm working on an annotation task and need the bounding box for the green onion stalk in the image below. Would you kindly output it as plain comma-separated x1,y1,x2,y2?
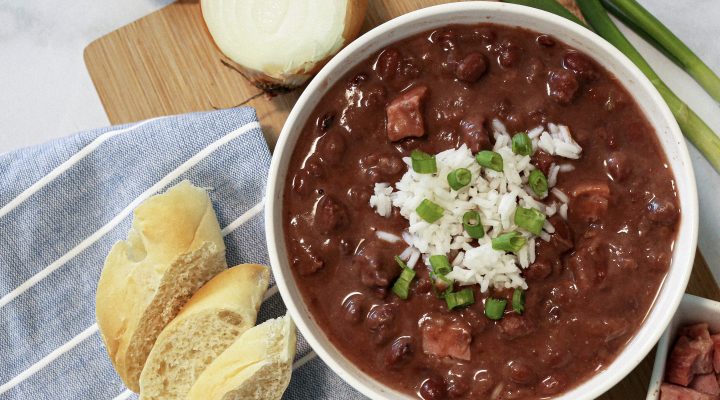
575,0,720,173
602,0,720,102
503,0,720,173
502,0,589,28
597,0,681,66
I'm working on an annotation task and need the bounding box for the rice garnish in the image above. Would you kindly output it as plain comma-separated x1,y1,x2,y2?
369,120,581,292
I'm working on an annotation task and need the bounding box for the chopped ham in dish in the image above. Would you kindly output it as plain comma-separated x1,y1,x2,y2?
421,315,471,361
385,86,428,142
663,323,720,400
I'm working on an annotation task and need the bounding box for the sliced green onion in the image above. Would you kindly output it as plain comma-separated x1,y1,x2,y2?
502,0,590,28
511,132,532,156
528,169,548,198
463,211,485,239
514,207,546,236
512,288,526,315
392,266,416,300
492,232,527,253
484,298,507,320
475,150,504,172
394,256,409,269
429,255,452,276
602,0,720,102
416,199,444,223
446,288,475,310
574,0,720,173
447,168,472,190
411,150,437,174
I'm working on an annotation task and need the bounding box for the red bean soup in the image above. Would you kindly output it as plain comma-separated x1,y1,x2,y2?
282,24,679,399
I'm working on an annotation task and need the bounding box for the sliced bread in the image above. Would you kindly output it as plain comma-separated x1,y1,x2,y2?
187,315,297,400
96,180,227,392
139,263,270,399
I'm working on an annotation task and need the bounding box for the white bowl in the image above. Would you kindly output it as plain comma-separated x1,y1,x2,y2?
265,2,699,399
647,294,720,399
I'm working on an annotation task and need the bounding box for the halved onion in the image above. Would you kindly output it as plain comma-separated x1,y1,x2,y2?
201,0,369,95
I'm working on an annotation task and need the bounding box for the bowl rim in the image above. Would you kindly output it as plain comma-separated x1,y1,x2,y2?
265,2,699,399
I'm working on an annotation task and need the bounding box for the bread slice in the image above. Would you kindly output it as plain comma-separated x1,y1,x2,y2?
96,180,227,392
138,264,270,399
187,315,297,400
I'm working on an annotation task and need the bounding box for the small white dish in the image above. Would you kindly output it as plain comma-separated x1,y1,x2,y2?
266,2,699,399
647,294,720,399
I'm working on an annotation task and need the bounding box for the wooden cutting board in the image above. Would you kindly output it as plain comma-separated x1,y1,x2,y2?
84,1,717,398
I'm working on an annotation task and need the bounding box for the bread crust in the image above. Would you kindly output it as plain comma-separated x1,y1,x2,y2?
95,180,227,392
139,264,270,399
187,315,297,400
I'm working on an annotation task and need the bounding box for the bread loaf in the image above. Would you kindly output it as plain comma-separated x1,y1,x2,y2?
96,180,227,392
139,264,270,399
187,315,297,400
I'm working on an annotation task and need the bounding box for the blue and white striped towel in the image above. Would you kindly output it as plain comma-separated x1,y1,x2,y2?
0,108,363,399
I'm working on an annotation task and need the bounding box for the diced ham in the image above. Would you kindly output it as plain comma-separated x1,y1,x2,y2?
568,181,611,224
690,374,720,396
682,324,712,339
660,383,720,400
711,334,720,373
421,316,472,361
385,86,428,142
667,336,702,386
680,324,715,375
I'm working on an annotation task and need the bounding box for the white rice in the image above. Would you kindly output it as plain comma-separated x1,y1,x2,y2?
547,164,560,188
537,123,582,159
551,187,570,204
559,163,576,173
376,230,401,243
559,203,569,220
407,249,421,269
368,120,582,292
399,247,413,261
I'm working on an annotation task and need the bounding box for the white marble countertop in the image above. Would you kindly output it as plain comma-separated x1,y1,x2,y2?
1,0,719,275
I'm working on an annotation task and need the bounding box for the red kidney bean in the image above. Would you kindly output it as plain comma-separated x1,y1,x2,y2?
538,375,565,395
524,260,552,281
459,115,491,152
498,314,536,340
547,69,579,105
366,303,398,344
374,48,402,80
419,376,448,400
455,52,488,83
605,151,631,181
291,169,313,196
385,336,414,367
348,72,368,88
317,111,336,132
497,40,522,68
537,34,556,47
341,294,364,324
564,51,597,81
647,197,679,225
354,242,401,292
313,195,349,234
317,132,346,165
291,242,324,276
505,360,537,385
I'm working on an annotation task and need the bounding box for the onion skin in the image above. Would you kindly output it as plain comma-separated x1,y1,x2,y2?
202,0,369,96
